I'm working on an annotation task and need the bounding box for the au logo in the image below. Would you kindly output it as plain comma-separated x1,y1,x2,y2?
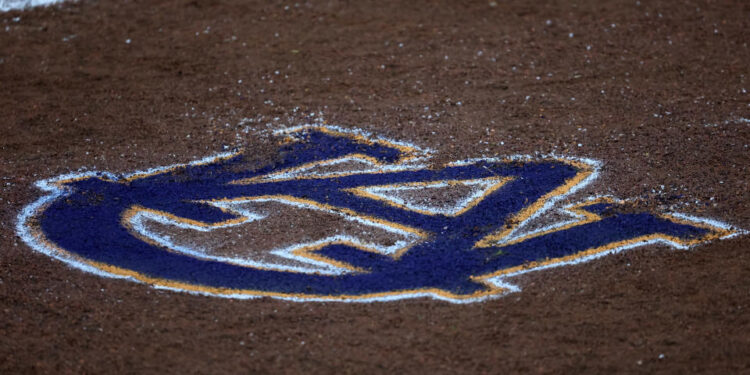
17,125,743,303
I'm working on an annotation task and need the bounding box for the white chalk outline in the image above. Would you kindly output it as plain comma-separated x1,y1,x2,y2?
248,155,427,182
0,0,67,12
351,177,510,217
15,125,746,303
127,197,422,275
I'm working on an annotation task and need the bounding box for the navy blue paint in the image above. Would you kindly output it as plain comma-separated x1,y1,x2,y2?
37,129,712,298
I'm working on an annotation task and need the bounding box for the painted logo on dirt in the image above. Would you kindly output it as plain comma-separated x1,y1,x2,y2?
18,125,743,303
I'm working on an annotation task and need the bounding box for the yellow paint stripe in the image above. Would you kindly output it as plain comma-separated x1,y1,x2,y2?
123,204,250,229
206,195,430,240
474,227,732,282
123,195,427,269
476,160,595,247
229,154,389,185
306,126,424,162
29,219,506,301
28,195,737,302
494,197,615,247
345,176,514,217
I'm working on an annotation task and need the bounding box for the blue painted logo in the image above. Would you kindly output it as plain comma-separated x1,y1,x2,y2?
17,125,742,302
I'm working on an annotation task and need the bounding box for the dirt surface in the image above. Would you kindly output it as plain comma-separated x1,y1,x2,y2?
1,0,749,373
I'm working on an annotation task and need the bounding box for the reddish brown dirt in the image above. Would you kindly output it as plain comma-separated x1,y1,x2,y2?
1,0,749,373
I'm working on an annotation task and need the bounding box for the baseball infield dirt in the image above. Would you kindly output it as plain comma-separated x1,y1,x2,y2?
1,0,749,373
